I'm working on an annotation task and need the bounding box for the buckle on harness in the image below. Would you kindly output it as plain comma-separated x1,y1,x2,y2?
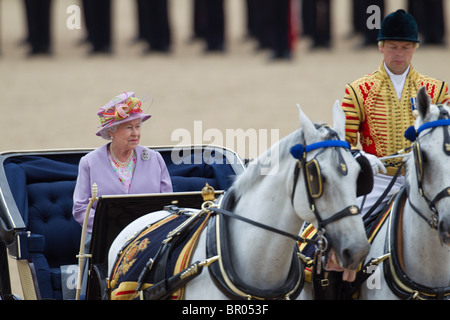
321,279,329,287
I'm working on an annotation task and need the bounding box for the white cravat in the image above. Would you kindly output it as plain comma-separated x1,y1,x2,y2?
384,62,410,101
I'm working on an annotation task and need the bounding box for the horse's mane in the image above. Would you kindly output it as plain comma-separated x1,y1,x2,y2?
231,129,303,198
404,152,414,183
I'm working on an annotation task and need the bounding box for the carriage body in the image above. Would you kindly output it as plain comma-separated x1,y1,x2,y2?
0,145,245,300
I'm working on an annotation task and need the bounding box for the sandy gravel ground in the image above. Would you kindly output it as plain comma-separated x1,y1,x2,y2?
1,0,449,299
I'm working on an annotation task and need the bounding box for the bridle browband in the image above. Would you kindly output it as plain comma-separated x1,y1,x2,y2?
405,105,450,229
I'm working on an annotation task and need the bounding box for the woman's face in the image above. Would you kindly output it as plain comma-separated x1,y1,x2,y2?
110,118,142,151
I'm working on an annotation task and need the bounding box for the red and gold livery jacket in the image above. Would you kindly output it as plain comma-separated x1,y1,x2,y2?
342,64,449,161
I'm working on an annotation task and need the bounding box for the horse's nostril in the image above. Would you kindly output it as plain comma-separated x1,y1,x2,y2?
340,241,370,269
439,220,450,243
342,248,353,265
439,219,450,234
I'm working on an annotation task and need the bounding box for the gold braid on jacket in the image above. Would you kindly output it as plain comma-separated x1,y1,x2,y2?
341,64,450,169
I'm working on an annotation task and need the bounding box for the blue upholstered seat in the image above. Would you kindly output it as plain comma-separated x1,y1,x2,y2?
26,181,81,299
3,148,236,299
4,156,80,299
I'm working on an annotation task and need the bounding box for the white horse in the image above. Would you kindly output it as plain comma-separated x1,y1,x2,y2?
358,87,450,300
107,103,370,300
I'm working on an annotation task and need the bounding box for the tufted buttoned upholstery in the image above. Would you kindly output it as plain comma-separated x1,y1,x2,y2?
4,155,81,299
26,181,81,299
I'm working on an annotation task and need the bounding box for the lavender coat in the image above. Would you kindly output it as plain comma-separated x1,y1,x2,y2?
72,144,173,233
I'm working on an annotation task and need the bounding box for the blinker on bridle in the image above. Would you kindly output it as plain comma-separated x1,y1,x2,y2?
405,105,450,229
289,138,360,230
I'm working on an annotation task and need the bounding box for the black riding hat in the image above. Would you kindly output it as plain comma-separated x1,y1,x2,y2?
377,9,420,43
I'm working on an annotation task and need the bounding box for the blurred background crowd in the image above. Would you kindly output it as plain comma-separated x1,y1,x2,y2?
12,0,448,59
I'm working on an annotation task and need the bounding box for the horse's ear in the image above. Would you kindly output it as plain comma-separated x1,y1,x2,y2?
417,86,431,119
297,104,317,140
332,100,346,140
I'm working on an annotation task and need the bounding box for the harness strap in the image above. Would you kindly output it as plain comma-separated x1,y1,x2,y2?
432,187,450,204
210,207,314,244
383,188,450,300
317,205,361,228
137,256,219,300
206,210,305,300
405,185,439,229
406,183,450,230
362,163,404,221
133,210,211,298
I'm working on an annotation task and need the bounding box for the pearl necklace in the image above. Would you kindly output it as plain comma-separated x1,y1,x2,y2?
109,145,134,167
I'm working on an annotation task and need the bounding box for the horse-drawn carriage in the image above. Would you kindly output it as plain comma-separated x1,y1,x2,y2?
1,89,448,301
0,145,245,300
0,102,374,301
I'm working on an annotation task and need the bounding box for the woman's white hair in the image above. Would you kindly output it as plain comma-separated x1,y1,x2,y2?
99,125,118,140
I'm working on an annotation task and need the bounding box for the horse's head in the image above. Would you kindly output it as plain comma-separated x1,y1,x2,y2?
291,102,370,280
407,86,450,245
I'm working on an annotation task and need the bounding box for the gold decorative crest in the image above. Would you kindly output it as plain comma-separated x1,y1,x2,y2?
110,238,150,289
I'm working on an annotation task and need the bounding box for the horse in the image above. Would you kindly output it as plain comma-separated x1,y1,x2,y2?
357,86,450,300
106,102,370,300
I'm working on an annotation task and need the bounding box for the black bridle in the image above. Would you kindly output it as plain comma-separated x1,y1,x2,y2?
208,134,363,243
406,106,450,229
290,136,362,274
290,139,361,231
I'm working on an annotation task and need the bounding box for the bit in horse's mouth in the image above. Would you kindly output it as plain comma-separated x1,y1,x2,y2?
325,249,357,282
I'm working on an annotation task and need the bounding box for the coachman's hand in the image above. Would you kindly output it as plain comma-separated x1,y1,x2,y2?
360,151,387,175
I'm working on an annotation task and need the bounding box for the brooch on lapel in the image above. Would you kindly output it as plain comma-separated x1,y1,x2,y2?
142,150,150,161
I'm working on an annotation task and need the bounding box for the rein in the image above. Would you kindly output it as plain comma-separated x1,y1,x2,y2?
208,205,311,244
205,193,306,300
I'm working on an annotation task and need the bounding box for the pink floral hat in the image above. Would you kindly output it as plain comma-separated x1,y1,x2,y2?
96,92,151,136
